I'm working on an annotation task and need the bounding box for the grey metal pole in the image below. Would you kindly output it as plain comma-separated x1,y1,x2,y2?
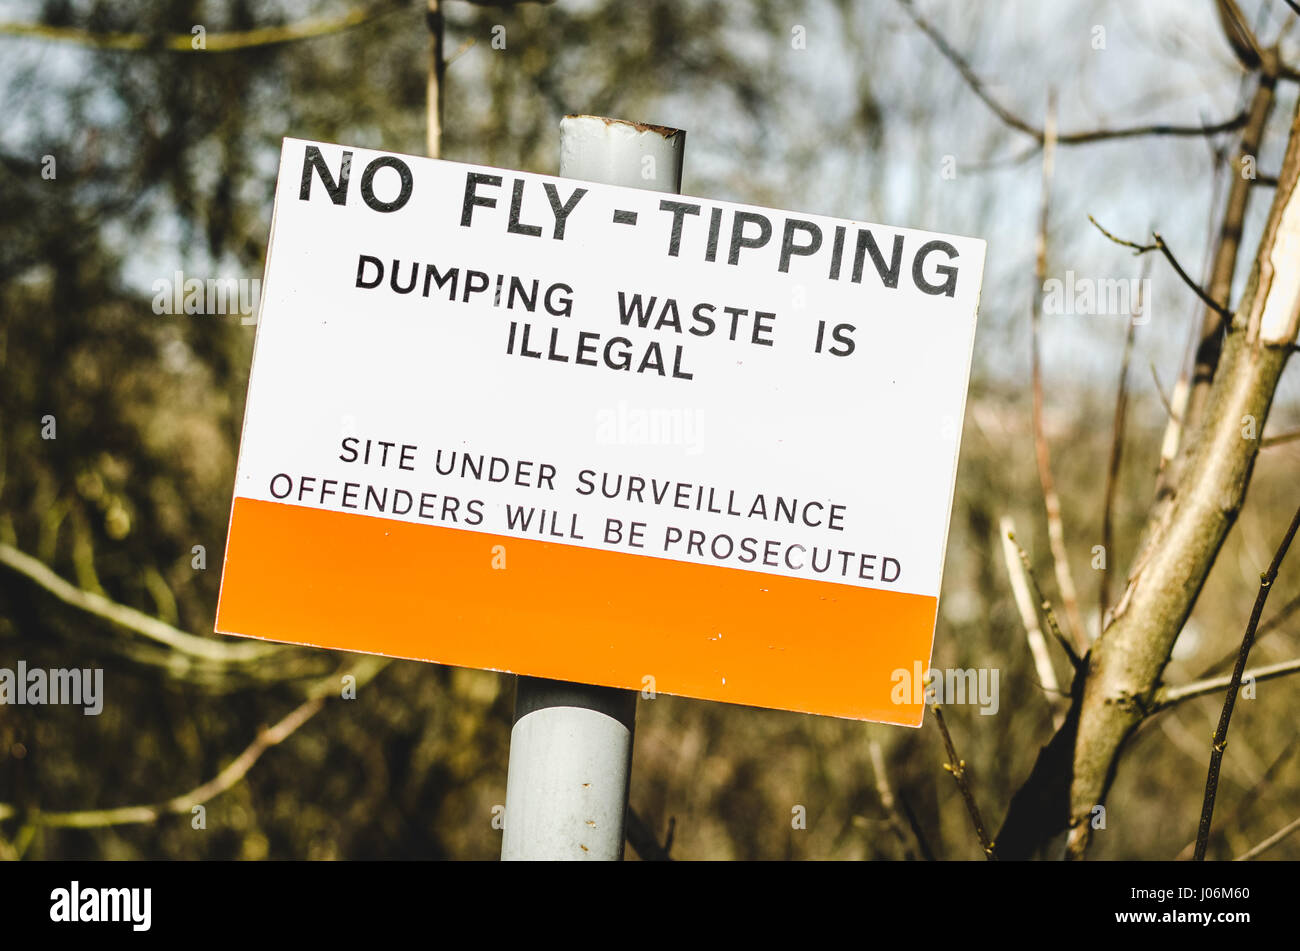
500,115,685,861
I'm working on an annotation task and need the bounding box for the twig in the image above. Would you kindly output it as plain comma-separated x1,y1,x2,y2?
1214,0,1264,69
1193,501,1300,860
1160,714,1250,782
1154,373,1191,498
1194,592,1300,679
958,143,1043,172
5,698,322,828
1088,216,1232,320
446,35,475,66
1156,130,1237,501
1007,529,1081,670
1000,516,1064,728
0,657,387,830
1100,264,1145,626
1183,70,1278,441
930,704,996,859
1262,427,1300,447
1148,360,1179,422
868,738,918,860
1021,43,1300,862
1155,656,1300,709
1173,734,1297,859
1031,96,1087,653
0,542,278,664
1235,814,1300,860
0,3,402,52
894,0,1250,146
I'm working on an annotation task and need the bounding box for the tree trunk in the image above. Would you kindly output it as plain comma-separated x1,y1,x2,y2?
999,95,1300,859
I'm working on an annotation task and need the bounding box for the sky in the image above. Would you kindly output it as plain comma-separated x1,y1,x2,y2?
3,0,1299,432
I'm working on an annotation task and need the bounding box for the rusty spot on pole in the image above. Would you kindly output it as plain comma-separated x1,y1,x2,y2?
563,113,683,140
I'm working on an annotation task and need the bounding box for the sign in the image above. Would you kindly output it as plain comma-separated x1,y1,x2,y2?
215,138,985,724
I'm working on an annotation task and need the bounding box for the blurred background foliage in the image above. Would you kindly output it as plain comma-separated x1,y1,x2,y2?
1,0,1298,860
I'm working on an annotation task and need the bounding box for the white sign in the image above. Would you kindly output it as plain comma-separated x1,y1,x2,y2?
216,138,985,724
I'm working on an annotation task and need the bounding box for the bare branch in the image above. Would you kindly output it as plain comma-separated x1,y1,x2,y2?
1174,735,1298,859
1148,360,1179,421
1088,216,1233,320
1101,269,1144,625
1235,814,1300,860
1031,100,1087,653
929,704,997,860
1194,501,1300,860
17,698,322,828
0,657,388,830
1215,0,1264,70
1183,71,1278,442
868,738,918,860
1155,655,1300,709
0,542,278,664
959,143,1042,172
1007,530,1081,670
1192,591,1300,679
0,3,404,53
1000,64,1300,867
1151,133,1220,503
446,35,476,66
894,0,1250,146
1262,427,1300,447
1154,374,1191,493
1000,516,1065,728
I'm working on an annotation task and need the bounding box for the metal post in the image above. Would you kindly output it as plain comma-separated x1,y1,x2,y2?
500,114,685,861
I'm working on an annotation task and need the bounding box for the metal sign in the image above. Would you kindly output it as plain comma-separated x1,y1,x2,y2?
216,137,985,724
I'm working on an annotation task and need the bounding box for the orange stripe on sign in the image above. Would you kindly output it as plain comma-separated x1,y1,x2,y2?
216,497,936,724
